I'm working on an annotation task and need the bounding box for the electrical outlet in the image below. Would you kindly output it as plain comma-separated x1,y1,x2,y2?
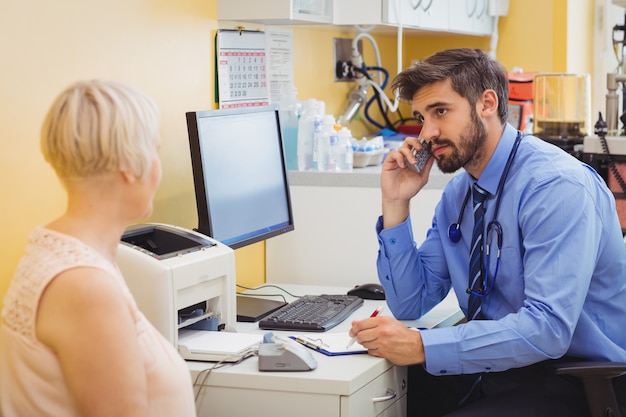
334,37,362,82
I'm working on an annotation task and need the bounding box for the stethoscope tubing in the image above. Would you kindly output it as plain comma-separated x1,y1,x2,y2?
450,131,523,296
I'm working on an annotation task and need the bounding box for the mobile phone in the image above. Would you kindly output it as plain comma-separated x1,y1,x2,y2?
413,140,432,172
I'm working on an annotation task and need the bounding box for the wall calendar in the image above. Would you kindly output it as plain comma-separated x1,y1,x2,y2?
215,29,270,109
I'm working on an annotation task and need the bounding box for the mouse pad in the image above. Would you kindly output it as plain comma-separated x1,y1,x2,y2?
236,296,287,322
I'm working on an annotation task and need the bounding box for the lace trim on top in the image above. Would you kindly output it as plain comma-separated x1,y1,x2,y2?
2,227,117,338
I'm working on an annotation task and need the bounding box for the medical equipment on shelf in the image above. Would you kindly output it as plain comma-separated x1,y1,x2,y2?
582,6,626,232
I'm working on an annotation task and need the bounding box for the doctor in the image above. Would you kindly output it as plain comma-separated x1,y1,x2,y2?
348,48,626,416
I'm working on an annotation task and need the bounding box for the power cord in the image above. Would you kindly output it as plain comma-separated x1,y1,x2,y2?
599,136,626,193
236,283,303,300
193,348,259,406
596,112,626,194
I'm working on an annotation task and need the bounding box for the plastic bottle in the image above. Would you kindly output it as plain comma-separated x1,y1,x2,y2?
335,126,354,172
312,115,330,171
297,99,323,171
314,115,336,171
278,85,301,171
326,121,340,172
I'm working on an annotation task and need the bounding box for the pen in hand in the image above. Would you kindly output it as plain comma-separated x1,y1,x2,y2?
346,304,386,349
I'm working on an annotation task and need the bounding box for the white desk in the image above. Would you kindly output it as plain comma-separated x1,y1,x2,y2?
189,284,463,417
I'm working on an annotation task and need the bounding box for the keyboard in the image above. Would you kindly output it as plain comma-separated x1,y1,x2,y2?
258,294,364,332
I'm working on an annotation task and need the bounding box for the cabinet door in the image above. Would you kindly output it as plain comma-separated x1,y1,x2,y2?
448,0,493,35
218,0,332,24
382,0,420,27
383,0,448,30
472,0,494,35
416,0,449,31
448,0,475,33
334,0,385,26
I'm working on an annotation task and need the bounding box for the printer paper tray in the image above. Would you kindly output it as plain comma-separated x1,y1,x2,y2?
178,329,262,362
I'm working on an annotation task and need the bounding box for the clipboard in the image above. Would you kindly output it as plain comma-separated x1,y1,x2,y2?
289,332,367,356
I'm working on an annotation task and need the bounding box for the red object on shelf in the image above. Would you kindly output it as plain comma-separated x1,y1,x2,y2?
508,71,534,101
507,71,535,132
396,124,422,135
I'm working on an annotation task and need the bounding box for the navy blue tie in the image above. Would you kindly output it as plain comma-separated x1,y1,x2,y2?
468,184,488,320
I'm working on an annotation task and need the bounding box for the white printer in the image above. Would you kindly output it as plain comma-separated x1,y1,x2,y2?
116,223,236,360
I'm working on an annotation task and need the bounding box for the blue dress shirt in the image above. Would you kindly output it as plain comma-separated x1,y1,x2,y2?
376,123,626,375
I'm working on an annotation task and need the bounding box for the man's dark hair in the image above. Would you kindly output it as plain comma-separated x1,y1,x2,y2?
391,48,509,124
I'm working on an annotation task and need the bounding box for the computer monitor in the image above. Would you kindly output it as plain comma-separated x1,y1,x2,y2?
185,106,295,250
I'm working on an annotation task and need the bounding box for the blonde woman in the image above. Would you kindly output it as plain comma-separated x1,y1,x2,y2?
0,80,196,417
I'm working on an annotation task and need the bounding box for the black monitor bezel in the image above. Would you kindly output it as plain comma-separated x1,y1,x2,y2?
186,106,295,249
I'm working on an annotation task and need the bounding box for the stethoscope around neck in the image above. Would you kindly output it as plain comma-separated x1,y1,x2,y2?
448,131,523,297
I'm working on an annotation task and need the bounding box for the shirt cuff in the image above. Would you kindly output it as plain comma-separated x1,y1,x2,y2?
376,215,416,256
420,327,462,375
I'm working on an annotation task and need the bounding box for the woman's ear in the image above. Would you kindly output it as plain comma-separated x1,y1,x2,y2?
479,89,499,117
120,170,138,184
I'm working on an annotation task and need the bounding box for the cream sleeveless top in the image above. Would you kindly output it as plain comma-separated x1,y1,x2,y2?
0,227,196,416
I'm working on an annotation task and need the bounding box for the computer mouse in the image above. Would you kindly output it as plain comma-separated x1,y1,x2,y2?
347,283,386,300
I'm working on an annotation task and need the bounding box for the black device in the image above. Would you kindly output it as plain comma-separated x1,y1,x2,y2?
186,106,295,249
186,106,295,322
413,139,432,172
258,295,364,332
347,283,386,300
236,295,286,323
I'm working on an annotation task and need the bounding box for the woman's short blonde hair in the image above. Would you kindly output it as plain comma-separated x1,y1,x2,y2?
41,80,160,182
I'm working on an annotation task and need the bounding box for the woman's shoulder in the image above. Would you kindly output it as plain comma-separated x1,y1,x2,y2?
2,227,120,337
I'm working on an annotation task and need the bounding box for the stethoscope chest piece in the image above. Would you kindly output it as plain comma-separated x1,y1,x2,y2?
448,223,462,243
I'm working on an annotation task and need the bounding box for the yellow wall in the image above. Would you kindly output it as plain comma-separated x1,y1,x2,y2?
0,0,591,309
0,0,219,304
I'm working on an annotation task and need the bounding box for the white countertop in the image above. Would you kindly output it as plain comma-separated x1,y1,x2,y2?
187,284,463,396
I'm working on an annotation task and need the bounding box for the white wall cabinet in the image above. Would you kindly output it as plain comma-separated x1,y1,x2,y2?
368,0,451,31
219,0,494,36
408,0,450,32
333,0,450,31
448,0,494,36
332,0,388,26
218,0,333,24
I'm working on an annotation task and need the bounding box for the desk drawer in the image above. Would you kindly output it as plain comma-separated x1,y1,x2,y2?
341,365,408,417
197,386,338,417
378,394,407,417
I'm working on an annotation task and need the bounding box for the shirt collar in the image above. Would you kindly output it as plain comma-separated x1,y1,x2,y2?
471,123,518,196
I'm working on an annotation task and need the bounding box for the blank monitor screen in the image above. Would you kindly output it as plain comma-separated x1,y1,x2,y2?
186,106,294,249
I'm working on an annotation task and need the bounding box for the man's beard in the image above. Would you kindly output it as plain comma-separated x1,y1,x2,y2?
435,108,487,174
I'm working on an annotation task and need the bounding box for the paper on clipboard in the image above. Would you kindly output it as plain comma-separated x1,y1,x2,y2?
290,332,367,356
